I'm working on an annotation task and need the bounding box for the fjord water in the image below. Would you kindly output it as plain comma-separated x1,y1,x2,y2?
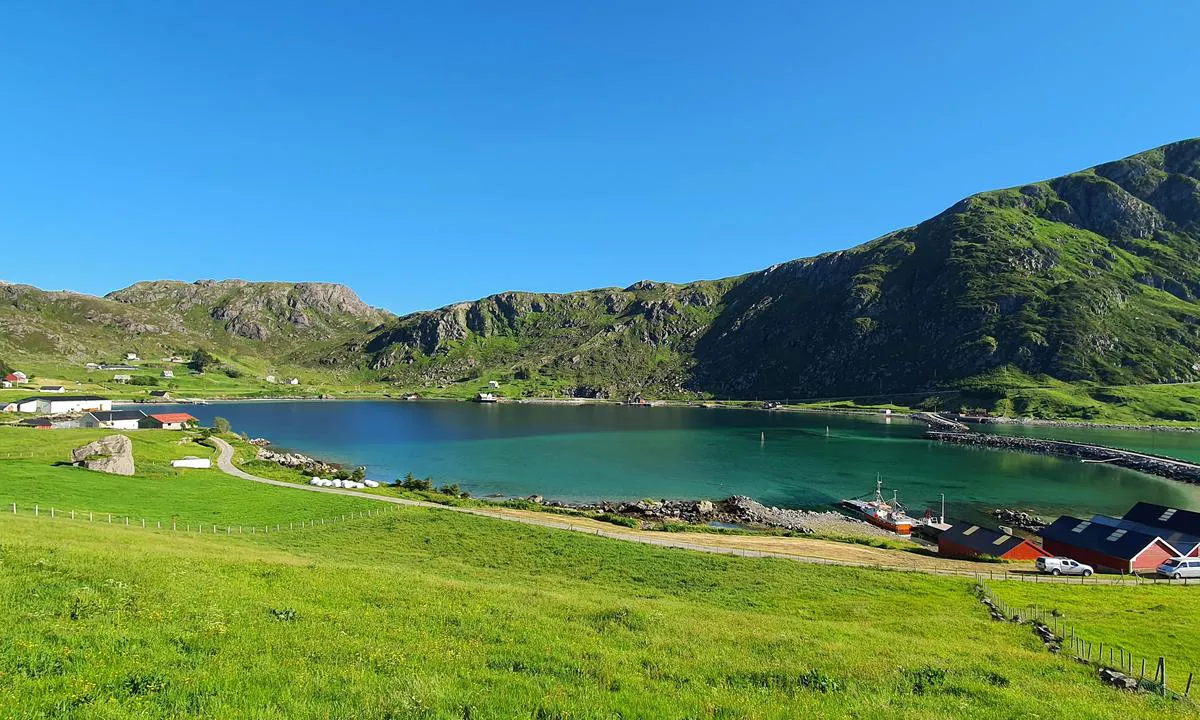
157,401,1200,523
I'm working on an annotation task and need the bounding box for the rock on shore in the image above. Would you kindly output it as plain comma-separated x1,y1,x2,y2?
538,495,892,537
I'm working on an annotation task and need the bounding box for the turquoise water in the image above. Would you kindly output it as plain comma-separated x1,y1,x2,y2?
155,400,1200,524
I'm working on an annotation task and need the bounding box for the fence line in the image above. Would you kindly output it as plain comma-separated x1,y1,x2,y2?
977,581,1194,700
4,501,398,539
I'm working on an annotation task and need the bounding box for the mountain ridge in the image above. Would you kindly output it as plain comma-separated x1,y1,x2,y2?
4,138,1200,413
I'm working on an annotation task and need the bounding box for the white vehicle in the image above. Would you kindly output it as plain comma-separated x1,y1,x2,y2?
1036,556,1094,577
1156,557,1200,580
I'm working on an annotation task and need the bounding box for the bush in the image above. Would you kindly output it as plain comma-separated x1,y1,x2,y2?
213,417,231,435
223,366,243,379
130,376,159,386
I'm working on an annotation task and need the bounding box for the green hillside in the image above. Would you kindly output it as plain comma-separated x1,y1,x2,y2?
1,427,1195,718
353,138,1200,408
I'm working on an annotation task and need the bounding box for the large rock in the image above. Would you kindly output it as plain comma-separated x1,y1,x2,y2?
71,435,135,476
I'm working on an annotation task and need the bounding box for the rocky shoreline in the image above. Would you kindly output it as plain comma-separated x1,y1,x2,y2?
532,495,896,537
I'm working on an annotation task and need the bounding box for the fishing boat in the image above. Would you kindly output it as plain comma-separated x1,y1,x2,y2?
840,477,915,536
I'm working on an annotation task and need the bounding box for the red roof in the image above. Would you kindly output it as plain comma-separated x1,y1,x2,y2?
150,413,197,424
4,373,21,382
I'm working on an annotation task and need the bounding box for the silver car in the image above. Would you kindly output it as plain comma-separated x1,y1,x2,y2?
1036,556,1094,576
1156,557,1200,580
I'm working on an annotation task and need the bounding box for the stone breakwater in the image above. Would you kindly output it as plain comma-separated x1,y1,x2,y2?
912,412,971,432
926,431,1200,484
539,495,893,537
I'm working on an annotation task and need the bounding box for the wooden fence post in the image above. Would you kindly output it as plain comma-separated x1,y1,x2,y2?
1185,672,1193,698
50,508,55,518
34,504,38,516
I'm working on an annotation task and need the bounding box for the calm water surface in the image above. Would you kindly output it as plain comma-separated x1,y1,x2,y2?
154,401,1200,524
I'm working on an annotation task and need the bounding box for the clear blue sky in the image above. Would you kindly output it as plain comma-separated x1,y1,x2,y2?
1,2,1197,315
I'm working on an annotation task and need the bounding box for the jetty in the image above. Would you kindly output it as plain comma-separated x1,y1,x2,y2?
926,431,1200,485
911,412,970,432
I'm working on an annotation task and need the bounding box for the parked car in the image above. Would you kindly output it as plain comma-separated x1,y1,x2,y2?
1036,556,1094,577
1156,557,1200,580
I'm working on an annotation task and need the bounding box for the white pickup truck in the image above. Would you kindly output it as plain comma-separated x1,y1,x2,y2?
1036,557,1094,577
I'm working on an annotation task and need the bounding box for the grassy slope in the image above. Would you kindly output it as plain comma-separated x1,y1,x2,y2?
1,430,1198,718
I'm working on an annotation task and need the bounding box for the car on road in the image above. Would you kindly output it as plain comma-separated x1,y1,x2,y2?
1156,557,1200,580
1036,556,1094,576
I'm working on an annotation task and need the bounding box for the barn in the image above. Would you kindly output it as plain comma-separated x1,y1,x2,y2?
1119,502,1200,557
1041,516,1178,574
938,522,1051,561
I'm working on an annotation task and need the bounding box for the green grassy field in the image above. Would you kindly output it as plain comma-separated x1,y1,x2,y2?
2,428,1199,717
994,581,1200,679
0,428,373,526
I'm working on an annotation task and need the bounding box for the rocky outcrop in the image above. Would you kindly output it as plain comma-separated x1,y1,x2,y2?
255,447,341,477
992,508,1046,533
70,435,135,475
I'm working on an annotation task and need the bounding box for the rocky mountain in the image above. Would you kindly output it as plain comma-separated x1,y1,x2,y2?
349,138,1200,399
5,138,1200,407
0,280,390,366
106,280,391,342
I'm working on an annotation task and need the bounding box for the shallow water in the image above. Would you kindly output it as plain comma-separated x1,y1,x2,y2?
152,400,1200,524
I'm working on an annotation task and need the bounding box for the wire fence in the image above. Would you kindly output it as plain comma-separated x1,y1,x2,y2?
4,501,398,537
978,581,1195,700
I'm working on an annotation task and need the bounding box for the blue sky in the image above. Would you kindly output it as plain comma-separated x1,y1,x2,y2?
1,2,1197,315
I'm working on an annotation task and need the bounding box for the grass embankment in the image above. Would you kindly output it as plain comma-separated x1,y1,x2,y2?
993,582,1200,678
2,428,1199,717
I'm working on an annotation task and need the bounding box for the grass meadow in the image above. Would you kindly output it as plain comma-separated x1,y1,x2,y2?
1,427,1198,718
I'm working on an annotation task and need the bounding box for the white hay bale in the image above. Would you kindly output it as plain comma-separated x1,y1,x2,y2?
332,479,344,488
309,478,321,486
363,480,379,488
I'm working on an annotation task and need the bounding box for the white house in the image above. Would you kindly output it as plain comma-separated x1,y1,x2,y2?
171,457,211,469
39,386,66,394
265,375,275,383
2,397,41,413
161,369,174,378
125,352,139,361
41,396,113,414
85,363,100,370
81,409,146,430
1,381,10,389
113,375,132,384
4,371,28,383
488,380,501,388
288,378,299,385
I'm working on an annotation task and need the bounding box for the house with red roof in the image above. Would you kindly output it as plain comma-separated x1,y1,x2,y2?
142,412,198,430
4,371,27,384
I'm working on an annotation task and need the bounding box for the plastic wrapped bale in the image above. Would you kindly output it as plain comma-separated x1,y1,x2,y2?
332,479,344,488
310,478,322,486
363,480,379,488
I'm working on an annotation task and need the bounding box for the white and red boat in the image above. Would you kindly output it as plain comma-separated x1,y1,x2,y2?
841,477,915,536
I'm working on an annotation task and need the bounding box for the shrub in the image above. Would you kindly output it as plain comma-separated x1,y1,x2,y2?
213,417,231,435
130,376,159,386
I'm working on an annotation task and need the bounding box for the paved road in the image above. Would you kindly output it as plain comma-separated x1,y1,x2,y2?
210,438,1194,587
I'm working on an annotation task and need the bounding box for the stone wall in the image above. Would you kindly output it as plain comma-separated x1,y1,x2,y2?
926,431,1200,484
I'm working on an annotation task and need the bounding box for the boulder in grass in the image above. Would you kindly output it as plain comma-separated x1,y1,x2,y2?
71,435,135,476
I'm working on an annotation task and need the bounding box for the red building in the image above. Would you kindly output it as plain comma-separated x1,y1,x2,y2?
1042,516,1178,574
938,523,1051,561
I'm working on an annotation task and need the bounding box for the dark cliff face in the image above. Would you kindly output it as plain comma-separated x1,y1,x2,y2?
355,138,1200,398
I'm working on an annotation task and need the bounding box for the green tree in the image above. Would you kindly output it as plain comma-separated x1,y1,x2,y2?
189,348,218,373
213,417,231,435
